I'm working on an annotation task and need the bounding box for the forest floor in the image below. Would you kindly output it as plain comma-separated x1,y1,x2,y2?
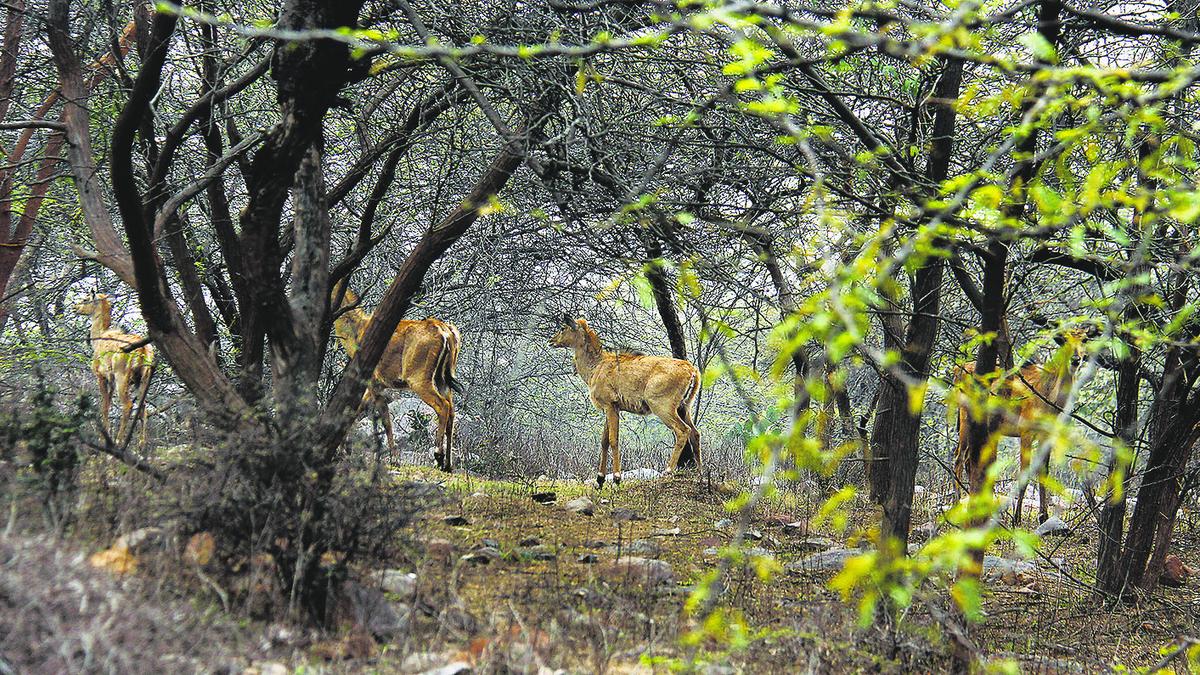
288,466,1200,673
7,463,1200,673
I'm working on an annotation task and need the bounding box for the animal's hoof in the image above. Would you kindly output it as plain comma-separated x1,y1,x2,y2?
613,473,622,486
596,474,605,489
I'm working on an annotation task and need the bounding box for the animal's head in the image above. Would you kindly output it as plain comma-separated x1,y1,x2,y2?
329,283,360,311
1052,325,1097,371
549,313,587,348
74,292,111,317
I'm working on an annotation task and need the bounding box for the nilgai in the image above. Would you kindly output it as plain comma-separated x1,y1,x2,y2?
331,286,462,471
953,330,1088,525
74,293,155,446
550,314,700,487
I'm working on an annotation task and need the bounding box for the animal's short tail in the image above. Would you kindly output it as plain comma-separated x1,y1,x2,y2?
436,324,464,394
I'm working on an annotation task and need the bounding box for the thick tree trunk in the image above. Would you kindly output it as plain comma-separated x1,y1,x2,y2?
868,56,962,547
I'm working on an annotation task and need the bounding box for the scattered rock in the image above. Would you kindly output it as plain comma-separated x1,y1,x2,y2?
402,652,451,672
461,547,501,565
342,581,410,639
531,492,557,504
423,538,456,560
1161,554,1194,588
116,527,167,553
577,553,599,564
479,538,501,549
793,536,835,552
616,539,662,557
611,508,645,523
910,521,938,544
403,480,445,499
913,484,927,496
420,662,472,675
563,496,595,515
698,536,722,548
981,556,1038,585
650,527,682,537
786,548,861,574
439,606,479,636
1034,516,1071,537
714,519,734,531
702,664,737,675
519,537,541,546
781,521,809,536
462,492,489,508
379,570,417,599
622,467,663,481
599,557,674,586
254,662,289,675
443,515,470,527
514,545,557,562
745,529,763,541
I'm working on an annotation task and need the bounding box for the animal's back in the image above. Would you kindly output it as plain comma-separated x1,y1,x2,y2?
590,353,697,414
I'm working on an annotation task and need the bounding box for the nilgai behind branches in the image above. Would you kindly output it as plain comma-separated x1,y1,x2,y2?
74,293,155,446
953,329,1089,525
551,314,701,487
331,285,462,470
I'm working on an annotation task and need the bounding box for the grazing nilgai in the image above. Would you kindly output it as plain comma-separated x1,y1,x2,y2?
550,314,700,487
331,286,462,471
74,293,155,446
953,331,1088,525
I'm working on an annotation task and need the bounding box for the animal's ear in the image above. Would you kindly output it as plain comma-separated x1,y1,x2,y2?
561,312,575,327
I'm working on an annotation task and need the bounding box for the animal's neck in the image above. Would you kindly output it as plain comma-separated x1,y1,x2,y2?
333,306,372,358
572,340,605,383
89,308,111,342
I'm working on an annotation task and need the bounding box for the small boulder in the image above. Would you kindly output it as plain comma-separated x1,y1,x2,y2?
650,527,682,537
792,536,835,553
611,508,644,523
786,548,861,574
514,545,557,562
531,492,557,504
714,519,734,531
620,539,662,557
342,580,410,640
462,492,489,508
622,467,663,481
1033,516,1071,537
402,652,450,672
423,538,456,560
519,537,541,547
563,497,594,516
1161,554,1194,588
443,515,470,527
421,663,472,675
577,553,599,564
379,570,417,599
981,556,1038,585
600,557,674,586
116,527,167,553
461,547,501,565
439,606,480,636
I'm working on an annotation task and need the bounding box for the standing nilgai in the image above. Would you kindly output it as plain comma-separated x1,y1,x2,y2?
74,293,155,446
551,314,700,487
331,285,462,471
953,329,1089,525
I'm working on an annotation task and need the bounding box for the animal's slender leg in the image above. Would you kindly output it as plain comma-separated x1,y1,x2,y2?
597,408,613,488
377,394,397,455
653,403,692,472
1014,433,1033,527
115,370,134,445
1031,435,1050,524
95,369,112,437
134,363,153,448
607,406,621,485
413,382,453,471
954,407,968,497
444,396,456,472
678,403,702,469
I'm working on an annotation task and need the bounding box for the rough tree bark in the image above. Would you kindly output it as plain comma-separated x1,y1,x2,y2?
869,56,962,549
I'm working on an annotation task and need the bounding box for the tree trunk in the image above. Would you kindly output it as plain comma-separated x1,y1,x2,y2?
869,56,962,547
